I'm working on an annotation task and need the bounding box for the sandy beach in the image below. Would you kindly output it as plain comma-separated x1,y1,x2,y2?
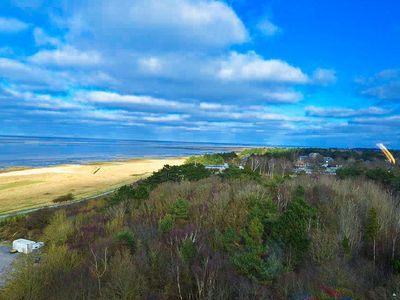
0,157,185,215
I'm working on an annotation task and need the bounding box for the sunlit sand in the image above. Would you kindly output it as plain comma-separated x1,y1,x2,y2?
0,158,185,215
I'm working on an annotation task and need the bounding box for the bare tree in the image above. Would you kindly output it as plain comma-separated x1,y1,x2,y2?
90,247,108,296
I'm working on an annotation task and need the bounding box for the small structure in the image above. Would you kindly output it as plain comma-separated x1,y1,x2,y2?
309,152,321,159
205,163,229,172
295,156,310,168
12,239,44,254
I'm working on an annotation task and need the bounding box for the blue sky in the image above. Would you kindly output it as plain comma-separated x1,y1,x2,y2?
0,0,399,147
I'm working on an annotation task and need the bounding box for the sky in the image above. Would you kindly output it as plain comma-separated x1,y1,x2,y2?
0,0,399,148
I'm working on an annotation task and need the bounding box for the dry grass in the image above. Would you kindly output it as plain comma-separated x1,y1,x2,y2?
0,158,185,215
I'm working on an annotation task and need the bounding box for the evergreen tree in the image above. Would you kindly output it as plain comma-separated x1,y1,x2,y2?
365,207,379,263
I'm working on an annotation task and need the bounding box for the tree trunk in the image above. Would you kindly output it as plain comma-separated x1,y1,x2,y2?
373,239,376,264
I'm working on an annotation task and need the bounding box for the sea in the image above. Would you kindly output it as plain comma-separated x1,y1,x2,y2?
0,135,253,169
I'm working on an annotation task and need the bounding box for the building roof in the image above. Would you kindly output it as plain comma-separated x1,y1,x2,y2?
13,239,36,245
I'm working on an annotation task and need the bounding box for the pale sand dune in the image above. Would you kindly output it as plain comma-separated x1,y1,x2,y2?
0,157,185,214
0,167,78,177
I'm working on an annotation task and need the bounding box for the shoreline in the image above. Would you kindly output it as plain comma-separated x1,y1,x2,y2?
0,157,186,215
0,155,189,174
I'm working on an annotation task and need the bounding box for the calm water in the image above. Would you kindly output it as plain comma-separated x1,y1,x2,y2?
0,136,249,169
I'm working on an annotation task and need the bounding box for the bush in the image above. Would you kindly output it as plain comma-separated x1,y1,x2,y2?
42,210,74,245
115,229,136,248
52,193,74,203
185,154,225,165
336,165,365,179
219,166,261,181
169,199,190,220
158,213,175,233
143,164,211,187
271,186,317,268
179,238,197,264
222,216,283,282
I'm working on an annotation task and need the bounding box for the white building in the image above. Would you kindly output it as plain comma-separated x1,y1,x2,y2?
12,239,44,254
205,163,229,172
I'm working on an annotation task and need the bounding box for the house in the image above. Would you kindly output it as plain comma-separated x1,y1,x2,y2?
295,156,310,167
294,167,312,175
204,163,229,172
309,152,321,159
12,239,44,254
325,167,338,175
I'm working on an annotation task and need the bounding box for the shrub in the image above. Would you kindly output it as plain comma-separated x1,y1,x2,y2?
393,259,400,274
336,165,365,179
179,238,197,264
219,166,261,181
222,216,283,282
115,229,136,248
1,244,81,299
52,193,74,203
42,210,74,245
271,186,317,268
169,198,190,220
143,164,211,187
185,153,225,165
108,185,135,206
158,213,175,233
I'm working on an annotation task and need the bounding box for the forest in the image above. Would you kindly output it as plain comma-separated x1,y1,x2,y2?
1,150,400,299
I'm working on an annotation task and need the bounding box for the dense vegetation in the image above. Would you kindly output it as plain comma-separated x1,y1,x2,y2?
2,150,400,299
185,152,238,165
240,147,399,164
337,165,400,192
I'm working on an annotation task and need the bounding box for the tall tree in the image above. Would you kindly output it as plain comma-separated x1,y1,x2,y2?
365,207,379,264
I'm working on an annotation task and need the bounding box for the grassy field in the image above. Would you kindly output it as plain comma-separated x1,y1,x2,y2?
0,158,185,215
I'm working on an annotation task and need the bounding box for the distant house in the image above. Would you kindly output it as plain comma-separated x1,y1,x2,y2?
309,152,320,159
12,239,44,254
295,156,310,167
294,167,312,175
205,163,229,172
325,166,338,175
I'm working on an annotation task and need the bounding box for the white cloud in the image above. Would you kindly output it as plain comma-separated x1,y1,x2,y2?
0,58,68,90
142,114,189,122
305,105,390,117
199,102,224,110
353,115,400,125
362,81,400,100
3,86,84,110
257,18,281,36
313,68,337,85
138,57,162,73
357,69,400,100
66,0,248,50
0,17,29,33
33,28,61,46
218,51,308,83
0,58,113,91
30,46,102,67
207,110,306,122
263,90,303,103
75,90,193,109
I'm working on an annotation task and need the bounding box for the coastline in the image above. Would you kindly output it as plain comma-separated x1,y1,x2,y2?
0,156,186,215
